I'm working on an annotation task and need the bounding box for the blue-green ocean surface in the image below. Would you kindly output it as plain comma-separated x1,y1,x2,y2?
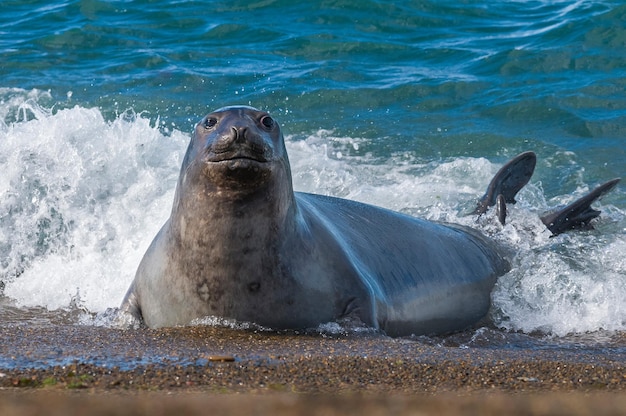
1,0,625,349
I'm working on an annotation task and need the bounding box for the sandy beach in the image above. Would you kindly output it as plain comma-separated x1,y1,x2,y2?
1,325,625,415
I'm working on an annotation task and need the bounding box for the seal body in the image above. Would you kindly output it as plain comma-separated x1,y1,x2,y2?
121,106,510,336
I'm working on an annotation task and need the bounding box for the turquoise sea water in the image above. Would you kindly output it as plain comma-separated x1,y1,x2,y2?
1,1,626,344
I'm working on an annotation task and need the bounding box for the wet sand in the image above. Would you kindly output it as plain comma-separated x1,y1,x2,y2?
1,325,625,415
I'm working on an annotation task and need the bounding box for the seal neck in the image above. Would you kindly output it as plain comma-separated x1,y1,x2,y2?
168,170,298,249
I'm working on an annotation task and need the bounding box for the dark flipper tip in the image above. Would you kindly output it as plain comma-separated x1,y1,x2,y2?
495,194,507,225
541,178,621,236
474,151,537,215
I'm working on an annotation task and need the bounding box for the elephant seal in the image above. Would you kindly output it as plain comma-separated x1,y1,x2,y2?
121,106,523,336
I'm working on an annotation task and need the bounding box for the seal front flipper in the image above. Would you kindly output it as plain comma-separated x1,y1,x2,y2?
474,151,537,215
540,178,620,236
119,285,145,326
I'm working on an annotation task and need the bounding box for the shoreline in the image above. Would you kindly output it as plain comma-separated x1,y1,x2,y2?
2,356,625,393
1,325,625,414
1,325,624,391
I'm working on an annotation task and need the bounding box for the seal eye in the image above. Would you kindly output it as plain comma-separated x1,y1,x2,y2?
260,115,274,130
204,117,218,129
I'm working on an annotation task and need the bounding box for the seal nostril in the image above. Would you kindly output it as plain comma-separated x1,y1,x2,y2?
231,126,249,142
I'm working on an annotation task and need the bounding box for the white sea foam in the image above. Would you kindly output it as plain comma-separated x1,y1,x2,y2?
1,92,188,313
1,92,624,336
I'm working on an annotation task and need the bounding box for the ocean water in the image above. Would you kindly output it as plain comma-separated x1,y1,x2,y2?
1,0,625,345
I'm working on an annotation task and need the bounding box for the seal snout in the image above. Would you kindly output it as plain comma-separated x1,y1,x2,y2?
208,123,270,163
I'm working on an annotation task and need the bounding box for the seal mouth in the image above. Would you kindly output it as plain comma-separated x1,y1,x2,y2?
204,150,272,178
207,151,269,164
206,138,270,164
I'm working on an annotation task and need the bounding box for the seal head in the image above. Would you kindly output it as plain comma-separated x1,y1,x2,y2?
180,105,290,192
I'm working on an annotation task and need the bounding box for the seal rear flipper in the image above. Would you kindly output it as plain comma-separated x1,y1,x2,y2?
474,151,537,215
541,178,620,236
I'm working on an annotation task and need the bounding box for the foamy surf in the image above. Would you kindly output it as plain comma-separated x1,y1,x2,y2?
1,92,625,337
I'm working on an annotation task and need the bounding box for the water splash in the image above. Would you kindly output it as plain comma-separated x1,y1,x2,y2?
1,91,624,337
1,91,188,312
